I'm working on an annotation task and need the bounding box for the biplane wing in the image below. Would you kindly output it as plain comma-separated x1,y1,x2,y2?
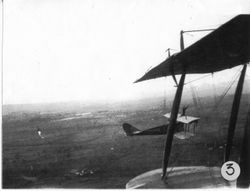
126,14,250,186
164,113,200,124
122,123,168,136
135,14,250,83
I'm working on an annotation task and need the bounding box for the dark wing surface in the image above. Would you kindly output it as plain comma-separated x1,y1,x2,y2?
135,14,250,83
122,123,168,136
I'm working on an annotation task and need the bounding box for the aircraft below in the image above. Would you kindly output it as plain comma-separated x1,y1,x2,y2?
123,106,199,140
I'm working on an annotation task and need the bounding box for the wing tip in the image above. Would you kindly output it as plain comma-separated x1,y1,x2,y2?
134,76,146,83
134,79,141,83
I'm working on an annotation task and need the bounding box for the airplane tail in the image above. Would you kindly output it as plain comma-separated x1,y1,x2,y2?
122,123,140,136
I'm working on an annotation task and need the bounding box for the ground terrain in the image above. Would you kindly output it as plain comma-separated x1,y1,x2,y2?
2,94,250,188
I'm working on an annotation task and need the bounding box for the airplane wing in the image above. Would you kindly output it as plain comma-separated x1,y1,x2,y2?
135,14,250,83
164,113,181,119
176,116,199,124
164,113,199,124
122,123,168,136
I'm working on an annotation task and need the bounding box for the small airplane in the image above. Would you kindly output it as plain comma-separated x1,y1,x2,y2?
123,106,199,139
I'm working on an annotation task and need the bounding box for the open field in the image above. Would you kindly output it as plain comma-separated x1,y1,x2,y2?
2,94,250,188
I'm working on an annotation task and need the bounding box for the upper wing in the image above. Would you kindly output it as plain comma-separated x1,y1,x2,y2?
135,14,250,83
164,113,199,124
176,116,200,124
164,113,181,119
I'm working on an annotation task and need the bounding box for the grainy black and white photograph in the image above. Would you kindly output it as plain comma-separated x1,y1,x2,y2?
2,0,250,189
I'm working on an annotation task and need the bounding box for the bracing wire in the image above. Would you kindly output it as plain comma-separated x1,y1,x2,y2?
185,74,211,85
189,85,201,115
188,68,242,117
214,69,242,110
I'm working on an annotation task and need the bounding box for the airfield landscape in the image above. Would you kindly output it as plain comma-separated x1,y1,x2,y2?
2,94,250,188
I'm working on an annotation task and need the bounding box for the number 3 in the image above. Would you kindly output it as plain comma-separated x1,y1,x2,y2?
226,163,235,176
221,161,240,181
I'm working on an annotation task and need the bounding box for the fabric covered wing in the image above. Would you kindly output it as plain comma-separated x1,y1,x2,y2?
135,14,250,83
164,113,200,124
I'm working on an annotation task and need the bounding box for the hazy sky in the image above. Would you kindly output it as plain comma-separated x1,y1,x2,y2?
2,0,250,104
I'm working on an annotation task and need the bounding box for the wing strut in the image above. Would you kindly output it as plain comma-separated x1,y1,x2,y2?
171,31,185,87
237,109,250,188
166,48,178,86
224,64,247,162
162,31,186,179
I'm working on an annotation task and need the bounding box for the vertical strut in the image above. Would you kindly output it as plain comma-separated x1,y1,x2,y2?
162,73,186,178
180,30,184,51
224,64,247,162
162,30,185,178
237,109,250,188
